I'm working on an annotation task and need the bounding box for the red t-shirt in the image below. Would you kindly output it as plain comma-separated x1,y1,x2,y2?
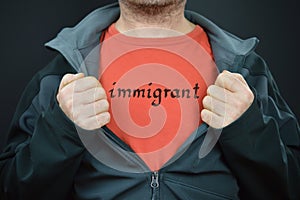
99,24,217,171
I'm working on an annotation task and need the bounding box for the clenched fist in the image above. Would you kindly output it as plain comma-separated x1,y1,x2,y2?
57,73,110,130
201,70,254,129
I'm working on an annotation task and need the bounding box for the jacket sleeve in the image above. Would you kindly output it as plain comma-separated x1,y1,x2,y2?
219,53,300,200
0,55,85,200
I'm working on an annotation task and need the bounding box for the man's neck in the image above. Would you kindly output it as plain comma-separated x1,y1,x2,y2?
116,1,195,38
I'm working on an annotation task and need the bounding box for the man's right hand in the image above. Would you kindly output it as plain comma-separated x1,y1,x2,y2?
56,73,110,130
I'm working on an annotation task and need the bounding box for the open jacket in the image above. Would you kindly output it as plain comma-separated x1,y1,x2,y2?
1,3,299,200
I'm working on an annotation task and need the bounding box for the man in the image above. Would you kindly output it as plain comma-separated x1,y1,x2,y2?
0,0,299,199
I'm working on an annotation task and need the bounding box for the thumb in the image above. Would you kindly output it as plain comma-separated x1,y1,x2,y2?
58,73,85,91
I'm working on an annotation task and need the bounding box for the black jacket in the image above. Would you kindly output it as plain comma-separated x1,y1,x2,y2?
1,3,299,200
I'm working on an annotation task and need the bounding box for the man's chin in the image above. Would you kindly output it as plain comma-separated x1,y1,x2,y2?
120,0,184,7
120,0,185,16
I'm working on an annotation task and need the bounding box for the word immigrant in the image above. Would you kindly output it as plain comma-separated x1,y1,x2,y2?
108,82,201,107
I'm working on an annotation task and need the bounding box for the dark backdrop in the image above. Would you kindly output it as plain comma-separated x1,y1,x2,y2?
1,0,299,150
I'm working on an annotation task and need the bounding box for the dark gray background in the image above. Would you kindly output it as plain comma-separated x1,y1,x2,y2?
0,0,299,150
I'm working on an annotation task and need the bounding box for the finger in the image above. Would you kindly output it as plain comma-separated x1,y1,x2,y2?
73,87,107,105
73,99,109,120
95,112,111,127
206,85,232,103
94,99,110,115
77,112,111,130
202,95,227,117
59,76,101,99
73,76,101,92
215,71,245,92
201,109,225,129
59,73,84,91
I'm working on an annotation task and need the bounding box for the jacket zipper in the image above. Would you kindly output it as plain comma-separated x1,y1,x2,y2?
148,124,209,200
150,171,159,200
102,124,209,200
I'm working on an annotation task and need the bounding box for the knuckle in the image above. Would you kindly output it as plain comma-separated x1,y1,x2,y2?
65,100,73,111
201,109,207,119
218,72,226,79
104,112,111,121
56,93,61,103
201,109,210,122
101,100,110,110
206,85,214,94
236,105,246,116
202,96,211,106
221,72,229,80
57,89,64,98
235,73,243,79
95,87,107,99
236,93,252,109
216,74,225,84
228,110,238,120
97,112,110,126
96,86,105,95
222,119,231,128
235,99,243,108
219,74,230,88
245,90,254,100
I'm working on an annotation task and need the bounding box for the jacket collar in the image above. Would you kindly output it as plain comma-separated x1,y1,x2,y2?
45,2,259,73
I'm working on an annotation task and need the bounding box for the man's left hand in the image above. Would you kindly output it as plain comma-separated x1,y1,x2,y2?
201,70,254,129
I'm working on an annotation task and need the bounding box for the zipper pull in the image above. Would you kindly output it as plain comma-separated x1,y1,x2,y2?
151,171,159,188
